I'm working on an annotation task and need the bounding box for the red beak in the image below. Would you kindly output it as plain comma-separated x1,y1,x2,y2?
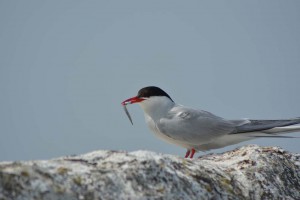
121,96,145,105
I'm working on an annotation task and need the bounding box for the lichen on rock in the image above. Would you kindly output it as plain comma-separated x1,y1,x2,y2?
0,145,299,200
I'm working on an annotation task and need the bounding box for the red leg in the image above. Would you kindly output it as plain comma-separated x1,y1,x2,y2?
185,150,190,158
190,149,196,158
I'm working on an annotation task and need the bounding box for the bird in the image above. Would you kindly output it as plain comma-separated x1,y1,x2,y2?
121,86,300,158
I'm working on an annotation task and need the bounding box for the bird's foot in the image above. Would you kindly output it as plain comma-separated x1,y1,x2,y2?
185,148,196,158
185,150,190,158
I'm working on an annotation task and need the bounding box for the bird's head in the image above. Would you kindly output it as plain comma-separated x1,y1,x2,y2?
122,86,175,118
122,86,173,106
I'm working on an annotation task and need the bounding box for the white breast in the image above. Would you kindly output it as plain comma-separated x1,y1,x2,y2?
144,114,192,149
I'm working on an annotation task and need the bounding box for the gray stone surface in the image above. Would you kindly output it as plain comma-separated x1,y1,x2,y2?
0,145,300,200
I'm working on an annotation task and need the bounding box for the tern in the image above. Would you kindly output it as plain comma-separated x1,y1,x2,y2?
122,86,300,158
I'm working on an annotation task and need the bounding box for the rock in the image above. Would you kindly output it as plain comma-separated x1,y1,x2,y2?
0,145,300,200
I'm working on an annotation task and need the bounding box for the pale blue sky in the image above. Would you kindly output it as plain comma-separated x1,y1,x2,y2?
1,1,300,161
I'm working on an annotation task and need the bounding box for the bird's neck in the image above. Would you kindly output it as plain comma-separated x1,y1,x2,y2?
139,97,175,121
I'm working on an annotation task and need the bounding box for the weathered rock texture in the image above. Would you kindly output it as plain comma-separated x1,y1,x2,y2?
0,145,300,200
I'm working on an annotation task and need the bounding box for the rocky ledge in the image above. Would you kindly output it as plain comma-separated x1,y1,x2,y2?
0,145,300,200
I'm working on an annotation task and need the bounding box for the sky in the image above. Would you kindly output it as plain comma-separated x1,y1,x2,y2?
1,1,300,161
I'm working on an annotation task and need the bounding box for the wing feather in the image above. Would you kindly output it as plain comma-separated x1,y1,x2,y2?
157,106,237,145
233,118,300,134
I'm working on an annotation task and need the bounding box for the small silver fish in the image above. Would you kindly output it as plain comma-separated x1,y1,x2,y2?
123,104,133,125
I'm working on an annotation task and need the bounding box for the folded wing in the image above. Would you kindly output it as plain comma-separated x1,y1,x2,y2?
233,118,300,134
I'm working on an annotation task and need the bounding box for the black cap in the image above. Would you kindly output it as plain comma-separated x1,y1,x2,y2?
137,86,173,102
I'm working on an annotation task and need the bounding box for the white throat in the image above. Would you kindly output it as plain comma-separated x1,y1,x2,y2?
138,96,175,120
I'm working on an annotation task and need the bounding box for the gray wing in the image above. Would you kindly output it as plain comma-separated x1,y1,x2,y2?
233,118,300,134
157,106,240,145
194,118,300,151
